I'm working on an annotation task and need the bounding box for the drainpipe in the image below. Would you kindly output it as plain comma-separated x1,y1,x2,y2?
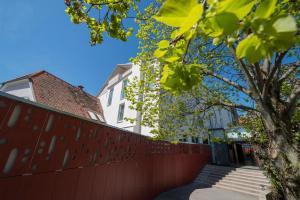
233,143,239,165
208,134,216,164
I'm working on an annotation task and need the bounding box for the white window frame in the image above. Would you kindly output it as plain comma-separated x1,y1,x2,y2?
117,103,125,122
120,79,128,100
88,111,98,120
107,87,114,106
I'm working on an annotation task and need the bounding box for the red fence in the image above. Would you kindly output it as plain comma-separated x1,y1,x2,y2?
0,92,211,200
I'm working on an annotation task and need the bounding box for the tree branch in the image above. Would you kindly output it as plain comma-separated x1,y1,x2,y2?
183,100,258,116
253,62,264,91
212,101,258,112
229,47,262,102
203,69,253,98
279,61,300,83
286,80,300,116
183,39,192,64
262,57,280,100
90,1,123,6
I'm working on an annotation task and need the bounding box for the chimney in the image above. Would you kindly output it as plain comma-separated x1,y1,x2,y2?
78,85,84,90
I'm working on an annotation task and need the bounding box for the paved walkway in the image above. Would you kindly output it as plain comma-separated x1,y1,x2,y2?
154,183,258,200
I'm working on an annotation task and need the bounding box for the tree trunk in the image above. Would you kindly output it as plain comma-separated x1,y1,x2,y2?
255,110,300,200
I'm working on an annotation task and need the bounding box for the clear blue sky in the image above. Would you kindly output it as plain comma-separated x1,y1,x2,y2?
0,0,139,95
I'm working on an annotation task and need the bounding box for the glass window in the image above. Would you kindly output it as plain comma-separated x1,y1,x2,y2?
96,114,105,122
88,111,98,120
107,87,114,106
120,79,128,100
117,103,125,122
88,111,105,122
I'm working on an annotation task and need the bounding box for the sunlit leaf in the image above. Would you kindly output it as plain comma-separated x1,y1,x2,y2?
154,49,168,58
255,0,277,19
252,15,298,50
236,34,271,63
272,15,297,33
153,0,203,35
203,12,239,37
161,64,205,91
217,0,257,19
165,56,180,63
158,40,170,49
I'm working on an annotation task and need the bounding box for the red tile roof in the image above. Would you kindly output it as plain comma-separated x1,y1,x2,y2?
5,71,105,121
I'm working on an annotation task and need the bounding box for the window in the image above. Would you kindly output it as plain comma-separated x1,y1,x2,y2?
107,87,114,106
192,137,199,144
88,111,105,122
120,79,128,100
88,111,98,120
117,103,125,122
96,114,105,122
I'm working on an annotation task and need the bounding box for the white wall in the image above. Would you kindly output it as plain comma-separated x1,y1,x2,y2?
99,63,236,140
0,79,35,101
98,64,154,137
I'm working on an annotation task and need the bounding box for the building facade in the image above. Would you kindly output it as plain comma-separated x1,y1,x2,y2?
98,63,238,141
0,71,105,122
98,63,153,136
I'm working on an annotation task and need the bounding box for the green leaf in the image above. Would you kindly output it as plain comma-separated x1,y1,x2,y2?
255,0,277,19
177,4,203,35
213,37,221,46
217,0,257,20
204,12,239,37
161,64,205,91
236,34,271,63
154,49,168,58
153,0,203,34
165,56,180,63
157,40,170,49
254,15,298,50
272,15,297,33
71,14,81,24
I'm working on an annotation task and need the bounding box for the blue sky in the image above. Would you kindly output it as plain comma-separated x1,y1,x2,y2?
0,0,139,95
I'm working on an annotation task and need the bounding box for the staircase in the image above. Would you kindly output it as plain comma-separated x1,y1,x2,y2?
195,165,271,197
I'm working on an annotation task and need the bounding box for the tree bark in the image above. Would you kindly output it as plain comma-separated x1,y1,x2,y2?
256,108,300,200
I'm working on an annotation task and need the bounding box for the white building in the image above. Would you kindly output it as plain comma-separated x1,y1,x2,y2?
98,63,153,137
98,63,238,142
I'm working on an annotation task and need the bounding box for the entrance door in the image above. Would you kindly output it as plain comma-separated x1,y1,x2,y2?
213,143,230,165
236,143,245,164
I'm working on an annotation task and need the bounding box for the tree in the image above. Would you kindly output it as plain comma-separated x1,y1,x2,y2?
65,0,300,199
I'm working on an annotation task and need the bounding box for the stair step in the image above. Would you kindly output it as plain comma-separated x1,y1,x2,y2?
200,174,269,184
215,182,262,192
204,173,269,182
204,165,263,173
195,177,270,188
195,174,270,185
201,167,265,174
214,184,260,197
223,177,269,186
200,170,265,178
224,174,269,181
196,164,271,197
217,179,271,190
